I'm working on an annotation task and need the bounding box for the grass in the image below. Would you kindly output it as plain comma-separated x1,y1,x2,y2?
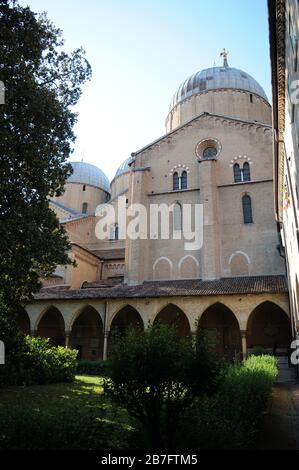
0,375,134,450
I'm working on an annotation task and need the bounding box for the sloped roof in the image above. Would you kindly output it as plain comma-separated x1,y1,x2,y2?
35,275,288,300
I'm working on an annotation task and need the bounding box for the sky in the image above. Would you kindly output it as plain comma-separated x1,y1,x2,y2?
20,0,271,181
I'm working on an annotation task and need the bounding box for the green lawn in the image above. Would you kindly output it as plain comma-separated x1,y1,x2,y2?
0,375,133,450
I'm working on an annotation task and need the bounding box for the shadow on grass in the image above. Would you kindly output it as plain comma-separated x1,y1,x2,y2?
0,375,135,450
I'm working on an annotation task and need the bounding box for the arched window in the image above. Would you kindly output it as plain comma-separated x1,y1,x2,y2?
173,202,182,231
173,172,179,191
181,171,187,189
242,162,251,181
114,224,119,240
82,202,88,214
233,163,242,182
83,184,86,191
242,195,253,224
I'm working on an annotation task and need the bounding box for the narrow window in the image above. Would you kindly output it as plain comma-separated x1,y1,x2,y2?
82,202,88,214
242,162,251,181
233,163,242,182
173,172,179,190
109,224,118,240
242,195,253,224
291,104,295,123
114,224,119,240
83,184,86,191
181,171,187,189
173,202,182,231
250,93,253,103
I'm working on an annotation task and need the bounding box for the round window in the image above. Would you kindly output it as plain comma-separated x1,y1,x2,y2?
195,138,221,161
202,147,217,159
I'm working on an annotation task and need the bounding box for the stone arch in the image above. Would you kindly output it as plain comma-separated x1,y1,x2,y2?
16,308,30,335
178,255,199,279
228,251,250,276
110,305,143,335
198,302,242,360
109,305,143,355
153,256,173,280
36,306,65,346
70,305,103,360
154,303,191,337
247,301,292,353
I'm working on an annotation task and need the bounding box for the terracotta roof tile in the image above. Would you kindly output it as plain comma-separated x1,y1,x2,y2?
34,275,288,301
91,248,125,260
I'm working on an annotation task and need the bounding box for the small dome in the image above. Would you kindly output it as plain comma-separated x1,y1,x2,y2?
68,162,110,193
114,157,133,179
169,65,268,113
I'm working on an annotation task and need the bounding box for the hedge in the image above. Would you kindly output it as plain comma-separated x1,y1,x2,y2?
177,354,278,449
0,336,78,386
76,360,110,376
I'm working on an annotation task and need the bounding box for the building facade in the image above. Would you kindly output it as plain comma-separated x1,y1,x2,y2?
21,53,291,361
269,0,299,345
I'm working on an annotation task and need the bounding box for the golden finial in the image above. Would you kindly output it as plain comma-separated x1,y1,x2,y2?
220,48,229,67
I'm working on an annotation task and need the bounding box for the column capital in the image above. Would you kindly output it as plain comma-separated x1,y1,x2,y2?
240,330,247,337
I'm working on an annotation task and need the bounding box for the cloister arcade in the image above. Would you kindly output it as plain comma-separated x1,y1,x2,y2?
21,293,291,361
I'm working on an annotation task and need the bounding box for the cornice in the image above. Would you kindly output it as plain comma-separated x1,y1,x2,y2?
132,112,272,159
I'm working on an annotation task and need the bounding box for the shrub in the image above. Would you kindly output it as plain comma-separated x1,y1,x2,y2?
249,346,273,356
104,323,221,450
0,335,77,386
20,336,78,385
178,355,278,449
76,360,110,376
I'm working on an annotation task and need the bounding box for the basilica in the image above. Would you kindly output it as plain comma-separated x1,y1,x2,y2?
19,53,292,361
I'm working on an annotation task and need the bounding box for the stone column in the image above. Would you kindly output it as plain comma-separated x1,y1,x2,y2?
241,330,247,361
191,331,197,349
103,331,109,361
30,329,37,337
65,330,71,348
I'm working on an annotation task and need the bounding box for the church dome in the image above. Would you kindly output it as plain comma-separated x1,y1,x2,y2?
114,156,133,179
169,64,268,113
68,161,110,193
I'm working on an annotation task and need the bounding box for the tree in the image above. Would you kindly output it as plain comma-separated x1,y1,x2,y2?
104,323,222,450
0,0,91,307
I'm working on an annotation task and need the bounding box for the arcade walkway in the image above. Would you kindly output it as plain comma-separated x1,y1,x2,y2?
258,362,299,450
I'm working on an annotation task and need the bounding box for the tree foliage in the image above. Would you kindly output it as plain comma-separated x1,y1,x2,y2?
0,0,91,305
